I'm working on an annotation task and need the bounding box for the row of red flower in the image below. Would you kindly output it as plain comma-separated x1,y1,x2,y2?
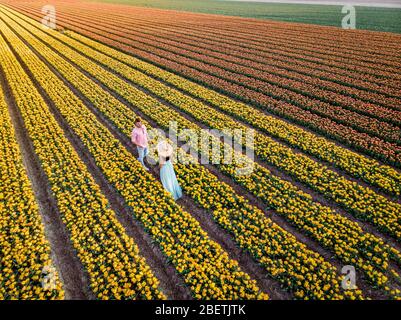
79,19,401,130
49,2,401,75
32,4,401,102
14,3,401,115
11,4,401,167
129,19,401,101
16,6,401,146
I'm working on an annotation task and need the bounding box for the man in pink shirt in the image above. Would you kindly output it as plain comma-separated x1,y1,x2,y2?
131,118,150,171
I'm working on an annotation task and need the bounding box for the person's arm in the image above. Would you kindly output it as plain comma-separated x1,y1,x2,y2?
143,125,149,140
131,129,138,145
159,156,166,169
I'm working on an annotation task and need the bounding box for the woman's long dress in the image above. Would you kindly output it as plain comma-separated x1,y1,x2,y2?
160,160,182,200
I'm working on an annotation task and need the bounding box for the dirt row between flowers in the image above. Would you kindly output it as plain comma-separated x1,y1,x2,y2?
18,8,400,109
6,22,293,300
0,62,92,300
5,3,400,180
55,27,401,299
75,30,401,167
5,4,399,228
69,1,401,49
67,4,401,61
81,11,401,100
63,30,401,178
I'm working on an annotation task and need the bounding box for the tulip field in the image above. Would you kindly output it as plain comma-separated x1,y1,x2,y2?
0,1,401,300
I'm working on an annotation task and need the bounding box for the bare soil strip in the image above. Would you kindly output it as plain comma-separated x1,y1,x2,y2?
0,61,92,300
146,78,401,251
45,9,401,125
35,6,401,112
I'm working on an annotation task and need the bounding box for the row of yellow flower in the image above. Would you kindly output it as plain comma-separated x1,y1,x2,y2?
66,13,401,139
48,28,401,241
16,14,401,299
1,17,268,300
0,78,64,300
65,30,401,198
0,24,165,300
14,15,364,300
8,5,401,195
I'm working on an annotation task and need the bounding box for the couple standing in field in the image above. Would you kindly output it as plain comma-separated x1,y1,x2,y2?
131,118,182,201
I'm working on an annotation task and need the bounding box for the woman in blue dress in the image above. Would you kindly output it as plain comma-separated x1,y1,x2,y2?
157,141,182,201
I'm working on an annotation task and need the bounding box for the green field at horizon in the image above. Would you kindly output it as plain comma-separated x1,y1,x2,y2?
90,0,401,33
